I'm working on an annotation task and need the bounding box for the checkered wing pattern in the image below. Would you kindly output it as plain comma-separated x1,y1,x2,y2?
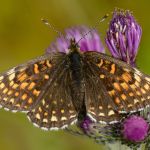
0,53,77,129
27,64,77,130
84,51,150,123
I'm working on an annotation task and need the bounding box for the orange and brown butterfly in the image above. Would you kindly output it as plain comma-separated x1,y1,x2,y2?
0,24,149,131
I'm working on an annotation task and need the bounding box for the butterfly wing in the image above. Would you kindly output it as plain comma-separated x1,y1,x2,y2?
0,54,55,112
27,69,77,130
83,51,150,123
0,53,77,129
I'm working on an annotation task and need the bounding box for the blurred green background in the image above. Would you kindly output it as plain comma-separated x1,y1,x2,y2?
0,0,150,150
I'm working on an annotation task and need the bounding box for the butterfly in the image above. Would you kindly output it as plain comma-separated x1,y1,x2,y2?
0,38,150,130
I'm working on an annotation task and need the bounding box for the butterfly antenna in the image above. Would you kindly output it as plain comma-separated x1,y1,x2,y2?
77,14,109,44
41,18,69,41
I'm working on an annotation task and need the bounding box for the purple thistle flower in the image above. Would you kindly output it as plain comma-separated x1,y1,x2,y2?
46,26,104,53
122,115,149,142
106,9,142,66
80,116,93,133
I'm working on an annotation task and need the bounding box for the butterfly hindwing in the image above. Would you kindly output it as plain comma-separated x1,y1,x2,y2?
83,51,150,123
27,82,77,130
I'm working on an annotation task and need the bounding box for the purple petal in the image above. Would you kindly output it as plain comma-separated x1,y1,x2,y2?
46,26,104,54
122,115,149,142
105,9,142,66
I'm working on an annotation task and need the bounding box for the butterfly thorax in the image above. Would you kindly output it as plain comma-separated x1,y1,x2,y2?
68,39,83,86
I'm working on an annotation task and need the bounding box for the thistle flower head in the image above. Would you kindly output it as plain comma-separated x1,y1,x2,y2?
78,114,149,149
46,26,104,53
80,116,93,133
106,9,142,66
122,115,149,142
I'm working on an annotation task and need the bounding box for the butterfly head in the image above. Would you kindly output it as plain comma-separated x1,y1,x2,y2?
68,38,80,53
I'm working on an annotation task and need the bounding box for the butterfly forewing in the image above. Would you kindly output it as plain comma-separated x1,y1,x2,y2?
84,51,150,123
0,54,58,111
